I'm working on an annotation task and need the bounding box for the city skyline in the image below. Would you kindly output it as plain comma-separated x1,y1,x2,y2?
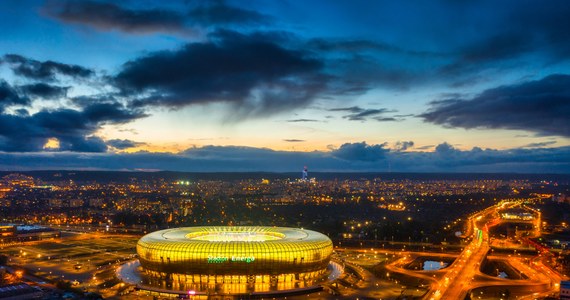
0,170,568,299
0,0,569,172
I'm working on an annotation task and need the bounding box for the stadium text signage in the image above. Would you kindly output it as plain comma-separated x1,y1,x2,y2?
207,256,255,263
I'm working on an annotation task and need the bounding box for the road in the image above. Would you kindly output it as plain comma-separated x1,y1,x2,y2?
386,200,567,300
435,231,489,299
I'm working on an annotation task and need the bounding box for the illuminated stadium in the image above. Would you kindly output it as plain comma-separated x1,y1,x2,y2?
134,226,334,295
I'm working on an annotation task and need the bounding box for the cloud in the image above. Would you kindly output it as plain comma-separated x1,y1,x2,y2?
107,139,146,150
420,74,570,137
394,141,414,151
43,0,271,35
0,143,567,173
416,145,434,150
115,30,325,116
302,1,570,91
510,1,570,59
521,141,557,148
2,54,93,81
286,118,319,123
344,109,390,121
440,32,532,75
328,106,363,113
0,80,30,111
437,2,570,79
397,143,570,173
374,117,398,122
19,83,69,99
331,142,388,161
434,142,458,155
42,0,189,35
188,2,271,26
307,38,442,57
283,139,305,143
0,102,145,152
328,106,395,121
82,102,147,124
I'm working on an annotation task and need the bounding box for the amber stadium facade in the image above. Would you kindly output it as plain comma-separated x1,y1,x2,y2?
136,226,333,294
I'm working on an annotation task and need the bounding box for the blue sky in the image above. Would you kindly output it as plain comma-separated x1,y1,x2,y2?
0,0,568,172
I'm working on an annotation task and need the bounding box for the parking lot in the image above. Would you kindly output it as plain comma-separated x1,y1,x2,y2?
1,232,139,289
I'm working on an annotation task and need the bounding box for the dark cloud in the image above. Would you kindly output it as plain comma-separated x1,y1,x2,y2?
439,2,570,78
420,74,570,137
521,141,557,148
328,106,395,121
1,143,567,173
0,102,145,152
512,1,570,58
19,83,69,99
13,109,29,117
0,80,30,111
331,142,388,161
286,119,319,123
328,106,363,113
0,146,333,172
441,32,532,75
461,33,530,63
403,142,570,172
116,30,325,116
188,3,271,26
42,0,189,34
83,102,147,124
107,139,146,150
307,38,442,57
434,142,457,155
304,38,443,91
394,141,414,151
374,117,398,122
43,0,271,34
67,136,108,153
308,39,403,53
283,139,305,143
416,145,435,150
389,142,570,173
71,95,122,108
305,1,570,91
345,109,390,121
2,54,93,81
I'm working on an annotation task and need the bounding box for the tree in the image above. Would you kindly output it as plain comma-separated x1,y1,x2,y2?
0,254,8,266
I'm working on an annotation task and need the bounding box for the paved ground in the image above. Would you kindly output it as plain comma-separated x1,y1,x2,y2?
1,232,140,298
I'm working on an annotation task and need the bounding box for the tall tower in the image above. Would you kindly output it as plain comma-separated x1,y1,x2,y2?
302,166,308,181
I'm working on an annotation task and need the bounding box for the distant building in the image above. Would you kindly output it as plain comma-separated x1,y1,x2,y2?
48,198,64,207
69,199,84,207
555,193,570,203
500,208,535,220
302,166,308,181
0,174,36,188
88,198,105,208
561,281,570,299
0,198,10,207
0,225,60,244
0,226,16,237
0,283,43,300
48,198,84,208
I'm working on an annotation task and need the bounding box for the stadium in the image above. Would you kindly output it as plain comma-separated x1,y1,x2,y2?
134,226,334,295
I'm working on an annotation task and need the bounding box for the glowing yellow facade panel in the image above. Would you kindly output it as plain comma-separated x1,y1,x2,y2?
136,226,333,276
